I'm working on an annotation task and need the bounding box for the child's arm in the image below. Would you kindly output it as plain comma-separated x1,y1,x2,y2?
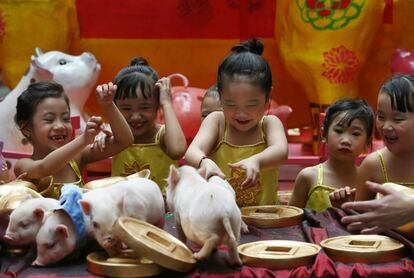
81,82,134,165
156,77,187,160
329,186,356,208
185,112,225,178
289,167,313,208
228,115,288,188
355,152,381,201
14,117,102,179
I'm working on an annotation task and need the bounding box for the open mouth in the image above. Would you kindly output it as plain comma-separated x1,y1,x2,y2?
383,135,398,144
235,119,251,125
50,135,67,144
130,122,145,129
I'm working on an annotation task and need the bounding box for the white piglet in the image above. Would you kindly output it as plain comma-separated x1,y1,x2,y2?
4,197,59,245
79,178,165,254
166,165,242,265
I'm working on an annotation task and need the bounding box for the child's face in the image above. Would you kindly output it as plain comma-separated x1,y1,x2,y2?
29,97,72,154
201,96,222,121
376,92,414,154
326,112,368,161
220,81,267,132
115,88,158,139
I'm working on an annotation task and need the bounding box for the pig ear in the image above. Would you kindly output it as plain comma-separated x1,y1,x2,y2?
35,47,44,57
31,56,53,81
33,208,45,222
198,167,206,179
79,200,91,216
55,224,69,238
168,165,180,187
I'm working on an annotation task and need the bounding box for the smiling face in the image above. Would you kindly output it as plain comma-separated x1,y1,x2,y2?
326,112,368,161
26,97,72,157
376,92,414,155
220,81,268,132
115,87,158,142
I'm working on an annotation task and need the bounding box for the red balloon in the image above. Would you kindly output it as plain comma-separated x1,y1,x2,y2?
390,48,414,75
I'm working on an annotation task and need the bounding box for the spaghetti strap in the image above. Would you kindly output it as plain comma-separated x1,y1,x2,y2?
259,116,266,141
377,150,389,182
155,125,164,144
316,163,323,186
68,160,83,183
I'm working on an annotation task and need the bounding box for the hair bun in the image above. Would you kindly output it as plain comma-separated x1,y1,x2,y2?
130,57,149,66
231,38,264,55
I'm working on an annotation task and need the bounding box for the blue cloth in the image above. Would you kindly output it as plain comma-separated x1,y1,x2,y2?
58,184,87,251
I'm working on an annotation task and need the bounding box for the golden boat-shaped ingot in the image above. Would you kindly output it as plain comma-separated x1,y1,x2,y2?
241,205,303,228
377,183,414,241
83,169,152,191
0,186,42,211
87,250,163,277
0,180,37,197
114,217,196,273
320,235,405,264
238,240,321,269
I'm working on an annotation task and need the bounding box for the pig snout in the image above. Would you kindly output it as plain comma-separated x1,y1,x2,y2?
3,233,16,242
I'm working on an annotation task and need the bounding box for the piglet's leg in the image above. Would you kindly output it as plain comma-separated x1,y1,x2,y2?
193,235,220,260
227,237,242,266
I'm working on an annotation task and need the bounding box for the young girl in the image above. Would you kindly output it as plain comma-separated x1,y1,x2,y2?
354,74,414,202
111,58,186,192
185,38,288,207
289,98,374,212
13,81,133,198
200,84,222,121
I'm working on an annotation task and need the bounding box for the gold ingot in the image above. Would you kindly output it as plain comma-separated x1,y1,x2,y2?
83,169,152,191
241,205,303,228
320,235,405,264
87,250,163,277
238,240,321,269
0,186,42,212
114,217,196,273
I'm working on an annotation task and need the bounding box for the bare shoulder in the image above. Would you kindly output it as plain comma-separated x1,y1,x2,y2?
263,115,283,129
296,165,318,185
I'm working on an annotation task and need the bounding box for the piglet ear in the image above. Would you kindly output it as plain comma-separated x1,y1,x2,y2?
55,224,69,238
79,200,91,216
168,165,180,187
33,208,45,222
31,56,53,81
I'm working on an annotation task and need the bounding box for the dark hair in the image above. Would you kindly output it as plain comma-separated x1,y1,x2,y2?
202,84,219,102
380,74,414,112
114,57,159,101
217,38,272,100
324,98,374,143
15,81,69,127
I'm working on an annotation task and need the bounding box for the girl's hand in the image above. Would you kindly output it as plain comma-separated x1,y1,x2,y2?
329,186,356,208
83,116,104,145
228,158,260,189
96,82,117,107
155,77,172,106
200,158,226,180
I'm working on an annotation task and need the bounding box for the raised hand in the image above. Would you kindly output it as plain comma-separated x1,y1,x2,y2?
155,77,172,106
96,82,117,107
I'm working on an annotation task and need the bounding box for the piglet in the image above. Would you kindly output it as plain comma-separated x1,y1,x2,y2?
4,197,59,245
79,178,165,255
166,165,242,265
33,184,89,266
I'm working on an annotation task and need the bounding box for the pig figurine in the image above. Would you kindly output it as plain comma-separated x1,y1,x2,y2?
166,165,242,265
0,48,100,153
79,178,165,255
33,184,89,266
3,197,59,245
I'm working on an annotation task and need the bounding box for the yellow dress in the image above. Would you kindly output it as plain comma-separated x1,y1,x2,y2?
209,117,278,207
111,125,176,192
49,160,84,199
377,150,414,189
305,164,336,212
